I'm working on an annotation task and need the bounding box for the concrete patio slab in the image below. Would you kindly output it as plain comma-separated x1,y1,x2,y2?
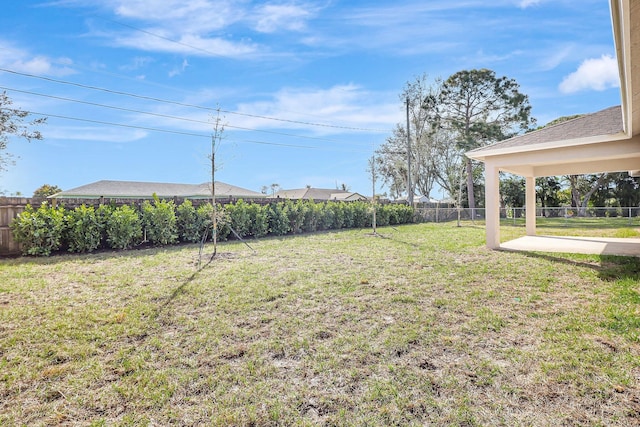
500,235,640,257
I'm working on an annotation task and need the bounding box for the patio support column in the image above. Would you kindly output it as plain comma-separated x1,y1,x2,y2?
525,176,536,236
484,163,500,249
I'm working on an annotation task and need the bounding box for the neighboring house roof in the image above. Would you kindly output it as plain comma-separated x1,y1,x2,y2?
49,180,265,199
330,192,368,201
274,187,352,201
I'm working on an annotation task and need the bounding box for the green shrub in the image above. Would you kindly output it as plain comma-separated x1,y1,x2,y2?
387,204,400,225
375,204,390,226
246,203,268,238
340,202,354,228
215,205,231,241
141,198,178,245
10,202,66,256
267,202,289,235
9,198,416,258
397,204,415,224
176,200,200,243
302,200,318,233
317,202,334,231
196,203,230,242
196,203,213,241
227,199,252,237
95,204,114,248
350,201,370,228
285,199,308,234
106,205,142,250
327,202,345,229
66,204,102,253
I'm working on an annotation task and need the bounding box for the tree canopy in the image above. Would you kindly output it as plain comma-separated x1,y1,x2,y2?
376,70,534,208
375,73,441,200
0,91,46,173
33,184,62,198
436,69,535,211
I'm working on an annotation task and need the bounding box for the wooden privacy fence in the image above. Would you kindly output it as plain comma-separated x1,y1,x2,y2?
0,197,37,256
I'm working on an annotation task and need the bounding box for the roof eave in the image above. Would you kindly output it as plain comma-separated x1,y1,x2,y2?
467,131,629,161
610,0,633,137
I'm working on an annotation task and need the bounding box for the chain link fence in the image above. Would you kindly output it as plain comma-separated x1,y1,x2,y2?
414,206,640,227
414,206,486,223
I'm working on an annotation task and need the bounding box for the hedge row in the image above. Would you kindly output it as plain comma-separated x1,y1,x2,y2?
10,199,414,256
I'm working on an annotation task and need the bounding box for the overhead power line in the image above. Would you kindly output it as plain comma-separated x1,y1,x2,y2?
22,109,372,153
0,85,359,144
102,18,231,59
0,68,389,133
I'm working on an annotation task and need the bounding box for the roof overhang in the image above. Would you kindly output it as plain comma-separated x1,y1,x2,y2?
611,0,639,138
475,134,640,177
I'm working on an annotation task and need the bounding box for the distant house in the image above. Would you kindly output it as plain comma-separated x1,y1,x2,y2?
329,192,368,202
394,195,455,205
273,187,367,201
396,194,429,204
49,180,265,200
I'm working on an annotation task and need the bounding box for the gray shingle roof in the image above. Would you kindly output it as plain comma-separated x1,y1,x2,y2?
50,180,265,199
468,105,624,155
273,188,351,201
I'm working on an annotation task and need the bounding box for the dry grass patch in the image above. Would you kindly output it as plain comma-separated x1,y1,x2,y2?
1,223,639,426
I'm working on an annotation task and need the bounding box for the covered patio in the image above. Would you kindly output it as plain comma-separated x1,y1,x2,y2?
467,0,640,257
501,235,640,257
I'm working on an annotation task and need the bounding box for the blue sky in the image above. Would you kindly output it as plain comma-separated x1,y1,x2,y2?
0,0,621,197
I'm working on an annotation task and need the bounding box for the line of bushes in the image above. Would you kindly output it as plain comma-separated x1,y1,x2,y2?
10,199,415,256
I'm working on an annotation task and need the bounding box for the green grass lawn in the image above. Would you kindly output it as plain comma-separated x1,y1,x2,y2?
500,215,640,238
1,223,639,426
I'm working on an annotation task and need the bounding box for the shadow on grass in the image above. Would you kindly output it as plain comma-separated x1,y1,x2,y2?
502,217,638,230
156,256,214,314
516,250,640,282
0,242,202,266
0,228,348,265
367,230,424,250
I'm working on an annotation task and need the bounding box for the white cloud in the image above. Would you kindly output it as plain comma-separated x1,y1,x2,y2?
519,0,542,8
169,58,189,77
234,85,400,134
119,56,154,71
559,54,619,93
0,40,76,76
252,4,312,33
113,0,239,33
538,44,574,71
112,31,257,58
46,126,148,142
75,1,317,58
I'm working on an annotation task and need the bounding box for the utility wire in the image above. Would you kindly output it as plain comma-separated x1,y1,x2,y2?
97,16,382,125
0,68,389,132
102,18,232,59
0,85,363,144
23,109,371,153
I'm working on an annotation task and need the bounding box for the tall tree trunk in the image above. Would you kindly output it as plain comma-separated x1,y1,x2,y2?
579,174,608,216
568,174,608,216
569,175,580,212
466,157,476,217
